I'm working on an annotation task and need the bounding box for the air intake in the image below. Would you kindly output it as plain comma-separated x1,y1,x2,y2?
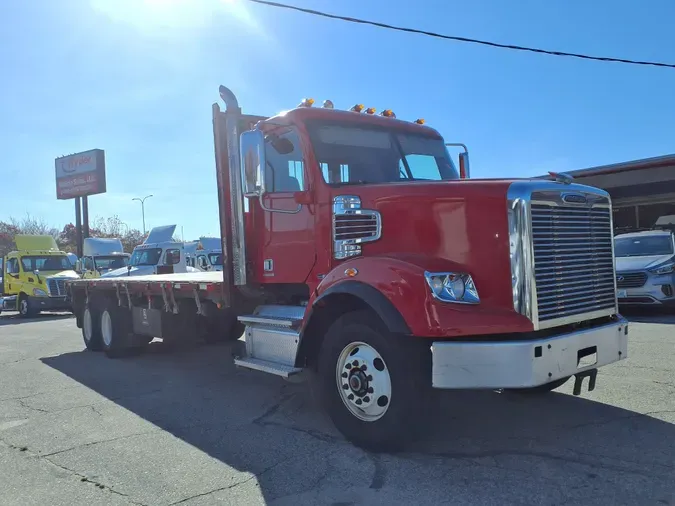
332,196,381,260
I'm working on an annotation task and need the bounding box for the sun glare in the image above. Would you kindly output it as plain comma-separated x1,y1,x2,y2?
90,0,263,33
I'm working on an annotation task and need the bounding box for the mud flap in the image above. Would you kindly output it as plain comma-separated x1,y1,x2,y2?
572,368,597,396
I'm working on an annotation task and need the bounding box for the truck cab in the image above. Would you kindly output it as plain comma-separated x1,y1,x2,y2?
100,225,199,278
77,237,130,279
191,237,223,272
1,235,77,317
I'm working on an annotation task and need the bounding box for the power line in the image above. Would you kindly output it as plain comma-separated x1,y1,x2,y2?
245,0,675,69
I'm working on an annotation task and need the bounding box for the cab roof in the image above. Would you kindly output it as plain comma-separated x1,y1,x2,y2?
262,107,444,139
14,235,60,252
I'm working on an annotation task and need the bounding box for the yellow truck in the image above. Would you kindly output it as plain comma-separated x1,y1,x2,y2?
0,235,78,317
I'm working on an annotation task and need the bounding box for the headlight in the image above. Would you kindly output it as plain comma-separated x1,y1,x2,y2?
649,262,675,275
424,271,480,304
33,288,48,297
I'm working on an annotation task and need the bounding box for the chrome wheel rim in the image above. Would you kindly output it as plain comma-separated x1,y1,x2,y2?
336,341,392,422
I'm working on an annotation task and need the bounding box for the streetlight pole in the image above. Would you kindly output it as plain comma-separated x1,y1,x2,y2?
132,194,153,235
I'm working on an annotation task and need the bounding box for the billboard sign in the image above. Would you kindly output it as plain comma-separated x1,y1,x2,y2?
55,149,106,200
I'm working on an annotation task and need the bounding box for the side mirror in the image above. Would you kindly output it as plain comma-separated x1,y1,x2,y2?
240,129,266,197
458,152,470,179
75,260,82,272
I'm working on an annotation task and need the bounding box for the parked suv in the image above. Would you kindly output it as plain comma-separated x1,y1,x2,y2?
615,216,675,308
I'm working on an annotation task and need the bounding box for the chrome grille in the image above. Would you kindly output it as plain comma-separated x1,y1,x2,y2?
47,278,67,297
334,214,379,241
616,271,647,288
333,196,381,260
531,193,616,324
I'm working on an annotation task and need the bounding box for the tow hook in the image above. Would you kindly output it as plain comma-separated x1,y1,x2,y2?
572,368,598,396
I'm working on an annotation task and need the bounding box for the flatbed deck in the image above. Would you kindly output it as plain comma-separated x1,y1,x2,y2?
67,271,226,300
68,271,224,285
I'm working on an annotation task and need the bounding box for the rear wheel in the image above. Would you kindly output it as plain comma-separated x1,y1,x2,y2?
82,306,103,351
100,301,136,359
318,310,431,452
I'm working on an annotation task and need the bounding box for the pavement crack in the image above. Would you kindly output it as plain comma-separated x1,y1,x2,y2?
369,453,387,490
412,448,665,479
39,430,158,458
168,456,295,505
257,419,340,444
251,387,295,425
43,457,149,506
17,399,50,414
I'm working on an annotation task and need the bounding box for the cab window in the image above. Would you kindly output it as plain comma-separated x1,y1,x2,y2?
264,128,304,192
6,258,19,274
164,249,180,265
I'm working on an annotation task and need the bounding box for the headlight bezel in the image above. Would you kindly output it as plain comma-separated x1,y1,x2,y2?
424,271,480,304
32,288,48,297
649,262,675,275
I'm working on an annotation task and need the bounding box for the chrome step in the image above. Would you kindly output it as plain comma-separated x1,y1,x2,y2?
233,357,303,378
237,304,305,329
237,314,301,328
236,305,305,369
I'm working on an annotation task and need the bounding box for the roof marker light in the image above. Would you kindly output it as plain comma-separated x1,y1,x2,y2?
365,107,376,115
323,100,334,109
380,109,396,118
350,104,364,113
299,98,315,108
414,118,425,124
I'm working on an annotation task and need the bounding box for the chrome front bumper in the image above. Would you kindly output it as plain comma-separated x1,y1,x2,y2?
431,317,628,389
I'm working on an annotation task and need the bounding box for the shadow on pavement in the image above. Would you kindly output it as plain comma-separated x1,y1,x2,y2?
39,339,675,505
620,306,675,324
0,312,73,327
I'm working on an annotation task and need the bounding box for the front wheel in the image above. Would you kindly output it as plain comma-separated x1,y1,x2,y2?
18,295,37,318
318,310,431,452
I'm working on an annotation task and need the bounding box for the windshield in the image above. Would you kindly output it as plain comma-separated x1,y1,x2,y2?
306,121,459,185
614,235,674,257
129,248,162,266
21,255,72,272
208,253,223,266
94,255,129,271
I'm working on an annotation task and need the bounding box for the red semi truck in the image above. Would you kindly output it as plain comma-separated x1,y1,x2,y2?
67,85,629,451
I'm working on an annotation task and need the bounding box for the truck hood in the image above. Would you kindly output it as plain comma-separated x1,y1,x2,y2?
101,266,155,278
347,179,518,309
615,254,674,272
100,265,202,278
45,270,80,280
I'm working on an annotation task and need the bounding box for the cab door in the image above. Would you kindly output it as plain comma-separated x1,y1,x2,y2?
4,256,22,298
249,126,316,284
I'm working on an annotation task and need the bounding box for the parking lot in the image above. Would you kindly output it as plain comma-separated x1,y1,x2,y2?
0,312,673,506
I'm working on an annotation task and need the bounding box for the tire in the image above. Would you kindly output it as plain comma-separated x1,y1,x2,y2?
100,301,134,359
317,310,432,452
82,306,103,351
507,376,571,395
18,295,37,318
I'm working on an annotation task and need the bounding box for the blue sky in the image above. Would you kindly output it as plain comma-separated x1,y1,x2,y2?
1,0,674,240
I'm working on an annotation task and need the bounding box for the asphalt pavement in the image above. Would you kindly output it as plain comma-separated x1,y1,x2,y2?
0,310,673,506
